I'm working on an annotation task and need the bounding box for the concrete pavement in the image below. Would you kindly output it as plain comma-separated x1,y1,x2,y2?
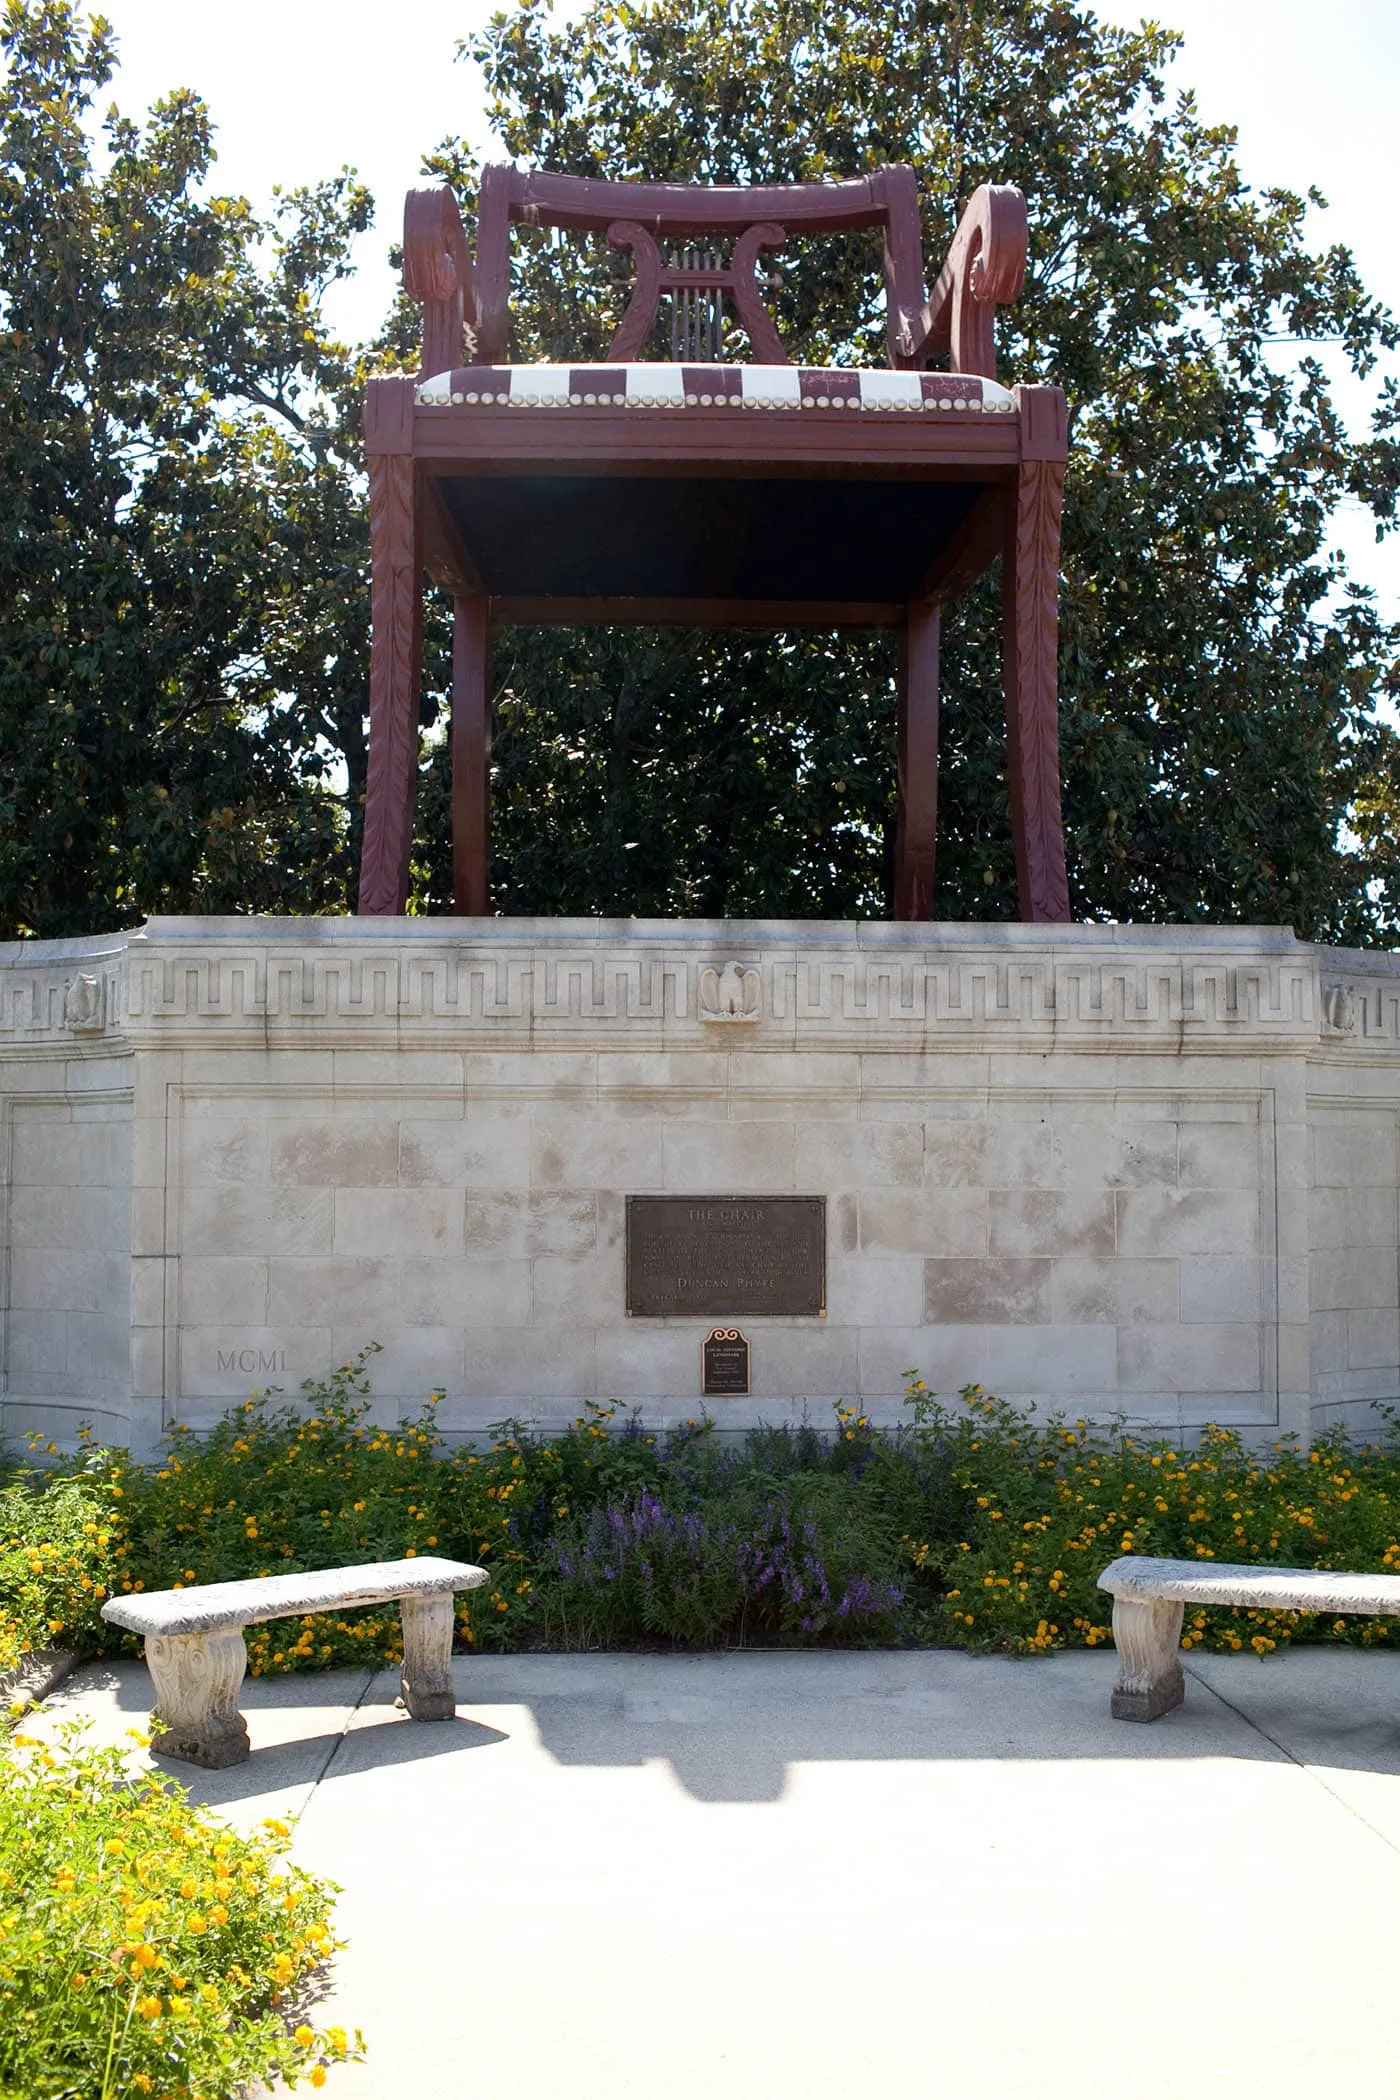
37,1645,1400,2098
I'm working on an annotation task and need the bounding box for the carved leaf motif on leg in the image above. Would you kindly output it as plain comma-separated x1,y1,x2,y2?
1109,1596,1186,1722
145,1628,251,1769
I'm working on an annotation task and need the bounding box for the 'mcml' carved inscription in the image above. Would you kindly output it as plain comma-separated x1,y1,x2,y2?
626,1197,825,1317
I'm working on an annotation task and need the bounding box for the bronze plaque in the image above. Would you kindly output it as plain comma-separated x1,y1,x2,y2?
702,1328,750,1397
626,1196,825,1318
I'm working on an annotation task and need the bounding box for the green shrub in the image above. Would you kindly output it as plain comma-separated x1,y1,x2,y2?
0,1456,120,1675
0,1715,360,2099
9,1354,1400,1667
912,1385,1400,1655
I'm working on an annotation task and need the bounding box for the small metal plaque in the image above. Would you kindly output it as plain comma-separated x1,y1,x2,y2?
625,1196,825,1318
702,1328,750,1397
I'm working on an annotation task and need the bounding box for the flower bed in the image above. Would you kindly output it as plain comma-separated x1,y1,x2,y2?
5,1352,1400,1672
0,1715,360,2100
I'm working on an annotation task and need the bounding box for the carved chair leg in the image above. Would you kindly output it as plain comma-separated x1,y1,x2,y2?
1110,1597,1186,1722
146,1628,251,1768
358,447,422,915
1002,451,1070,924
893,599,939,920
399,1594,456,1721
451,593,491,916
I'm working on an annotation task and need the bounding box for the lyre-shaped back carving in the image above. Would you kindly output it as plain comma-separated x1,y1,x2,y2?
668,246,725,362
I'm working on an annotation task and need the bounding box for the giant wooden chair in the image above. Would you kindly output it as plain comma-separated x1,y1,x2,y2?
358,163,1070,921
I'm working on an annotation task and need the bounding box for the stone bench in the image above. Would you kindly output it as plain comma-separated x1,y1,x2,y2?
1097,1553,1400,1720
101,1556,487,1768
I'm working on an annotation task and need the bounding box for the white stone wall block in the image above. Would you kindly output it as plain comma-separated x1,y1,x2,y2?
1177,1123,1262,1189
7,1182,128,1251
662,1121,796,1192
1049,1257,1178,1326
593,1325,710,1400
746,1325,861,1399
1309,1186,1349,1250
179,1256,271,1327
925,1258,1053,1324
398,1111,532,1191
266,1254,531,1329
11,1116,129,1189
465,1190,597,1257
181,1185,333,1258
179,1119,271,1186
1348,1308,1400,1373
271,1117,400,1187
1178,1256,1264,1325
1116,1323,1262,1394
465,1051,597,1098
905,1322,1119,1396
1310,1310,1350,1377
130,1253,172,1329
1346,1187,1399,1249
332,1188,464,1259
1310,1247,1398,1314
1311,1117,1397,1189
330,1325,465,1398
858,1189,987,1258
1115,1187,1260,1256
530,1114,664,1192
1046,1119,1178,1189
531,1254,624,1326
825,1254,925,1327
8,1247,125,1316
179,1326,332,1397
794,1121,923,1189
458,1325,597,1400
989,1189,1116,1258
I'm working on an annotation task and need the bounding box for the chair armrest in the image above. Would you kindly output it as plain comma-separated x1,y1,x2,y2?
404,186,480,376
905,183,1027,378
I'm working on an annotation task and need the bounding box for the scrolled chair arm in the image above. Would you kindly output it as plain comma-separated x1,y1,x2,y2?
403,186,480,376
904,182,1027,378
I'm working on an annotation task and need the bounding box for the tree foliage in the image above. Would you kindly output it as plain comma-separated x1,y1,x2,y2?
0,0,371,936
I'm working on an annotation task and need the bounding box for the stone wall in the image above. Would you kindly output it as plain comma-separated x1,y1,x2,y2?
1,918,1396,1453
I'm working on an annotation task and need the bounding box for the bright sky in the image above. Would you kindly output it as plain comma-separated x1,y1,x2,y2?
85,0,1400,612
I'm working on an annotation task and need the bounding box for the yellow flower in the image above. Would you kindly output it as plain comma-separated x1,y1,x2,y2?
187,1913,207,1934
310,2070,327,2090
295,2023,316,2045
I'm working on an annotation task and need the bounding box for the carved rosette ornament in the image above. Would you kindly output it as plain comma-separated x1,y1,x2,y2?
1321,982,1357,1035
698,961,761,1023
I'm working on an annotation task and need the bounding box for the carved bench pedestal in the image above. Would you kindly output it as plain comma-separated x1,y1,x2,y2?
1108,1597,1185,1722
146,1628,252,1769
398,1592,457,1721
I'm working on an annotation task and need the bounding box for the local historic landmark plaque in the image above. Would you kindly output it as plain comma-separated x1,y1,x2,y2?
702,1328,750,1396
625,1196,825,1317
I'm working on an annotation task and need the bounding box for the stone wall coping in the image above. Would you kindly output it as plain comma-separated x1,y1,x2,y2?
100,1555,487,1637
130,915,1311,953
1098,1552,1400,1614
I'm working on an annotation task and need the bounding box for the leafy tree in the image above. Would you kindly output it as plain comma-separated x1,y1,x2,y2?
412,0,1400,934
0,0,372,936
